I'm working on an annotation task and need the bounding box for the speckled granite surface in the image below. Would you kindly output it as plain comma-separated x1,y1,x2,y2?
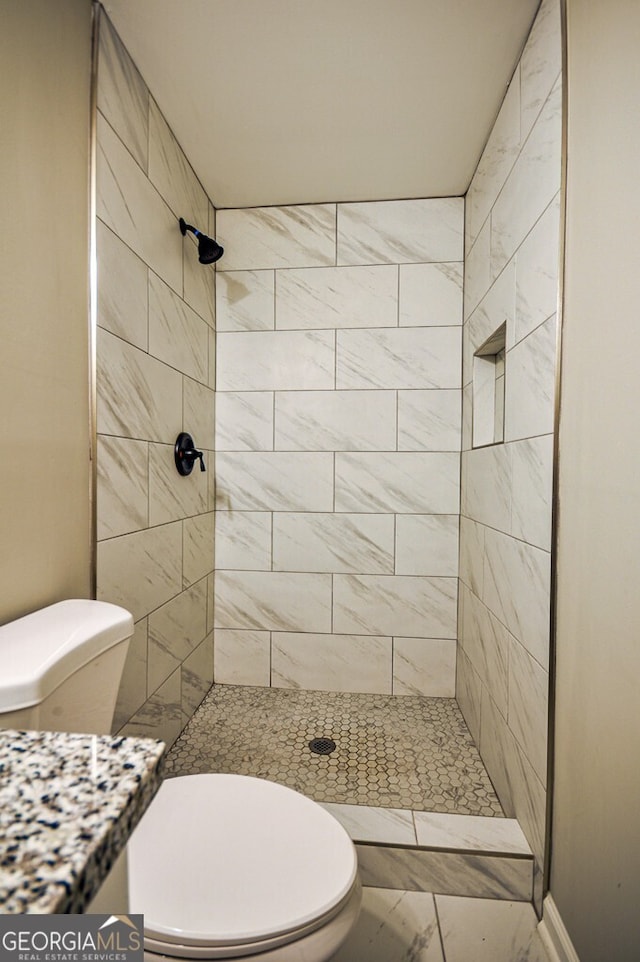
0,729,165,914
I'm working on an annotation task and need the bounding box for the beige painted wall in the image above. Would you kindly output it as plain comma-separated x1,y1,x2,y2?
551,0,640,957
0,0,93,624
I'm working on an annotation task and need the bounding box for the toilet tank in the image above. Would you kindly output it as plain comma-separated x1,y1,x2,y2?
0,600,133,735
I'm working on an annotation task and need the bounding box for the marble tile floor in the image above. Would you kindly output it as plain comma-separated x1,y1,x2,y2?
165,684,503,815
331,888,552,962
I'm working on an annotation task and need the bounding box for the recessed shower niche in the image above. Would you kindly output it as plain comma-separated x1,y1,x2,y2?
472,322,507,448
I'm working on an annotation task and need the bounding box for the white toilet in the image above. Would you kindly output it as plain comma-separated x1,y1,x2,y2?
0,600,361,961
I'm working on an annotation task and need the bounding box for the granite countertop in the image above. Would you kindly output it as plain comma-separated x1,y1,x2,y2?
0,729,165,914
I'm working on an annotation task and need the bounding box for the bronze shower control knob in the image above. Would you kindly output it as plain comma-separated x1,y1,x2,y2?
175,432,206,475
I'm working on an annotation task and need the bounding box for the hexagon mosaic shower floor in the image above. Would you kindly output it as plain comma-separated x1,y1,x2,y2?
166,685,504,817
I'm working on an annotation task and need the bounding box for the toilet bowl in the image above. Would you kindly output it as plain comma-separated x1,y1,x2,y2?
0,601,361,961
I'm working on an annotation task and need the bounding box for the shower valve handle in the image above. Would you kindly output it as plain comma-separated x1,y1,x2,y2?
185,447,206,471
175,432,206,475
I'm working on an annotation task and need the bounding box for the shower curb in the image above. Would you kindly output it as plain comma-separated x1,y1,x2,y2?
322,803,534,901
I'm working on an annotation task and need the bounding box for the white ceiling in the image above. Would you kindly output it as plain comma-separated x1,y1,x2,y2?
102,0,540,210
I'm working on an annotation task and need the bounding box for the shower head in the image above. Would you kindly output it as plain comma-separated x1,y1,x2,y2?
179,217,224,264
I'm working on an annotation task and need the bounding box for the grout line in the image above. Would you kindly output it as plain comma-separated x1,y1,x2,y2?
433,894,448,962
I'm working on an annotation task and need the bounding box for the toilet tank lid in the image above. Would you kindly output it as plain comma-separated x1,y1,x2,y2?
0,600,134,712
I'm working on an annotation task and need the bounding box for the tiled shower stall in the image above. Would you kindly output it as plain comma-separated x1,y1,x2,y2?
95,0,561,885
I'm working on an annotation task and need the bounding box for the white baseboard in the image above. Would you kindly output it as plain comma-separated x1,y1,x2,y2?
538,895,581,962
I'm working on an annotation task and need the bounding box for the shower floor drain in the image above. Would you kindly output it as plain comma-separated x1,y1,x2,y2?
308,737,336,755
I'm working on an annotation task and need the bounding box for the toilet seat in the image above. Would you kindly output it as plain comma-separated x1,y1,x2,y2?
127,774,359,959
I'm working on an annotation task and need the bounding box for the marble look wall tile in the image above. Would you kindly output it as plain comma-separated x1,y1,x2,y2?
216,205,336,271
336,327,460,390
392,637,456,696
435,895,548,962
148,98,208,226
520,0,563,143
214,629,271,686
97,522,182,621
148,273,209,383
120,668,183,747
216,271,275,332
478,690,512,816
148,580,208,693
472,352,497,448
510,435,554,550
183,377,215,450
480,690,546,862
208,326,216,389
337,199,464,265
495,365,506,439
112,617,148,731
98,14,148,171
335,453,460,514
97,114,182,293
463,261,516,383
97,436,148,540
482,528,551,669
461,444,512,534
273,513,394,574
215,392,274,451
215,511,272,570
462,383,473,452
515,195,560,343
414,813,531,855
181,632,214,718
321,805,416,846
458,517,485,596
465,76,521,252
334,575,457,639
207,573,215,634
491,79,562,279
214,570,332,632
341,452,460,515
149,442,208,525
397,391,461,452
97,330,183,442
217,330,334,391
206,450,216,509
215,452,333,511
395,515,459,577
458,584,509,716
182,512,215,588
332,888,444,962
271,633,392,693
275,390,396,451
504,315,557,442
183,236,215,327
455,649,482,745
275,265,398,330
356,847,531,900
508,638,549,785
97,220,148,350
464,219,491,319
399,262,463,327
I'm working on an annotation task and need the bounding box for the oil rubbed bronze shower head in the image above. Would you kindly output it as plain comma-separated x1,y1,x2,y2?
179,217,224,264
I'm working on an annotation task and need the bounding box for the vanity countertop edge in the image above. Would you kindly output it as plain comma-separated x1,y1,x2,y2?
0,728,166,914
